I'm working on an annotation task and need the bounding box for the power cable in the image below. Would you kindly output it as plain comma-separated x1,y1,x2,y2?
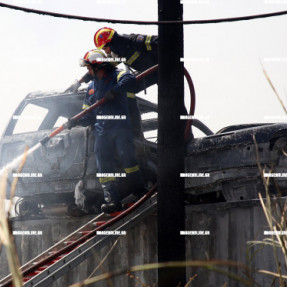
0,2,287,25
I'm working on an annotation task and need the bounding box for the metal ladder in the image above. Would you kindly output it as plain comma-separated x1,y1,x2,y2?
0,187,157,287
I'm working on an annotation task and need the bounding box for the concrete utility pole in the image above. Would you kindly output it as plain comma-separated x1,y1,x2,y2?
157,0,186,286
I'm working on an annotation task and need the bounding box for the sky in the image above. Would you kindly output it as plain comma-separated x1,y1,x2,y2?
0,0,287,138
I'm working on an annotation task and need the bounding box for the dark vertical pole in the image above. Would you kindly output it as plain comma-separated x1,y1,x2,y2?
157,0,186,286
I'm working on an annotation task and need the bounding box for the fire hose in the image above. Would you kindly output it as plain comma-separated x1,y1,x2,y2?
40,65,195,145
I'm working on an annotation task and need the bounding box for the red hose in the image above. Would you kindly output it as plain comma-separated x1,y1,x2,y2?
42,66,195,145
184,67,196,141
2,185,158,286
40,98,106,145
136,65,196,142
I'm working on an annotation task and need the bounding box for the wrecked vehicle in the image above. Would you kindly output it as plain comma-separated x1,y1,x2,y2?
0,88,287,216
0,89,157,216
185,123,287,203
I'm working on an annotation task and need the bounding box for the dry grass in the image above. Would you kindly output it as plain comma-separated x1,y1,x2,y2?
260,60,287,115
247,135,287,286
0,146,28,287
69,260,255,287
184,274,197,286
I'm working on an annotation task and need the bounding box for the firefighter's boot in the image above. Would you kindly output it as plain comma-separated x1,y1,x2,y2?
101,181,122,213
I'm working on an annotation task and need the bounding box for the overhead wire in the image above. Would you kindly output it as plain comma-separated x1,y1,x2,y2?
0,2,286,25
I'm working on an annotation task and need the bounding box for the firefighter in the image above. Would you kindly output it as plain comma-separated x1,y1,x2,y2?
66,28,158,94
94,27,188,131
65,62,143,140
94,27,158,93
68,49,145,213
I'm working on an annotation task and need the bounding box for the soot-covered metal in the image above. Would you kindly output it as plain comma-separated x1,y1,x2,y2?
0,89,158,217
1,88,287,217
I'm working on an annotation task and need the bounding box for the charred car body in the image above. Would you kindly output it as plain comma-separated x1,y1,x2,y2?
0,90,157,216
1,89,287,216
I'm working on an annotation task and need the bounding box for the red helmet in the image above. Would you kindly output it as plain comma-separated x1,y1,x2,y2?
94,27,115,49
79,49,107,67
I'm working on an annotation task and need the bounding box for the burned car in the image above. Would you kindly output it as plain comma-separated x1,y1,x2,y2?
1,88,287,217
0,89,157,216
185,123,287,203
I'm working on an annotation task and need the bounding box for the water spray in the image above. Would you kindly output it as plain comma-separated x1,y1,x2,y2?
0,98,107,177
0,143,41,177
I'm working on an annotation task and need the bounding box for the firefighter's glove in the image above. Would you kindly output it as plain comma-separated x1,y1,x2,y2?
66,118,77,130
65,80,81,93
104,89,120,101
82,73,93,83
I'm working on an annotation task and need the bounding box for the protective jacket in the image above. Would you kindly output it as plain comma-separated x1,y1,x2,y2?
82,69,136,135
109,32,158,72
